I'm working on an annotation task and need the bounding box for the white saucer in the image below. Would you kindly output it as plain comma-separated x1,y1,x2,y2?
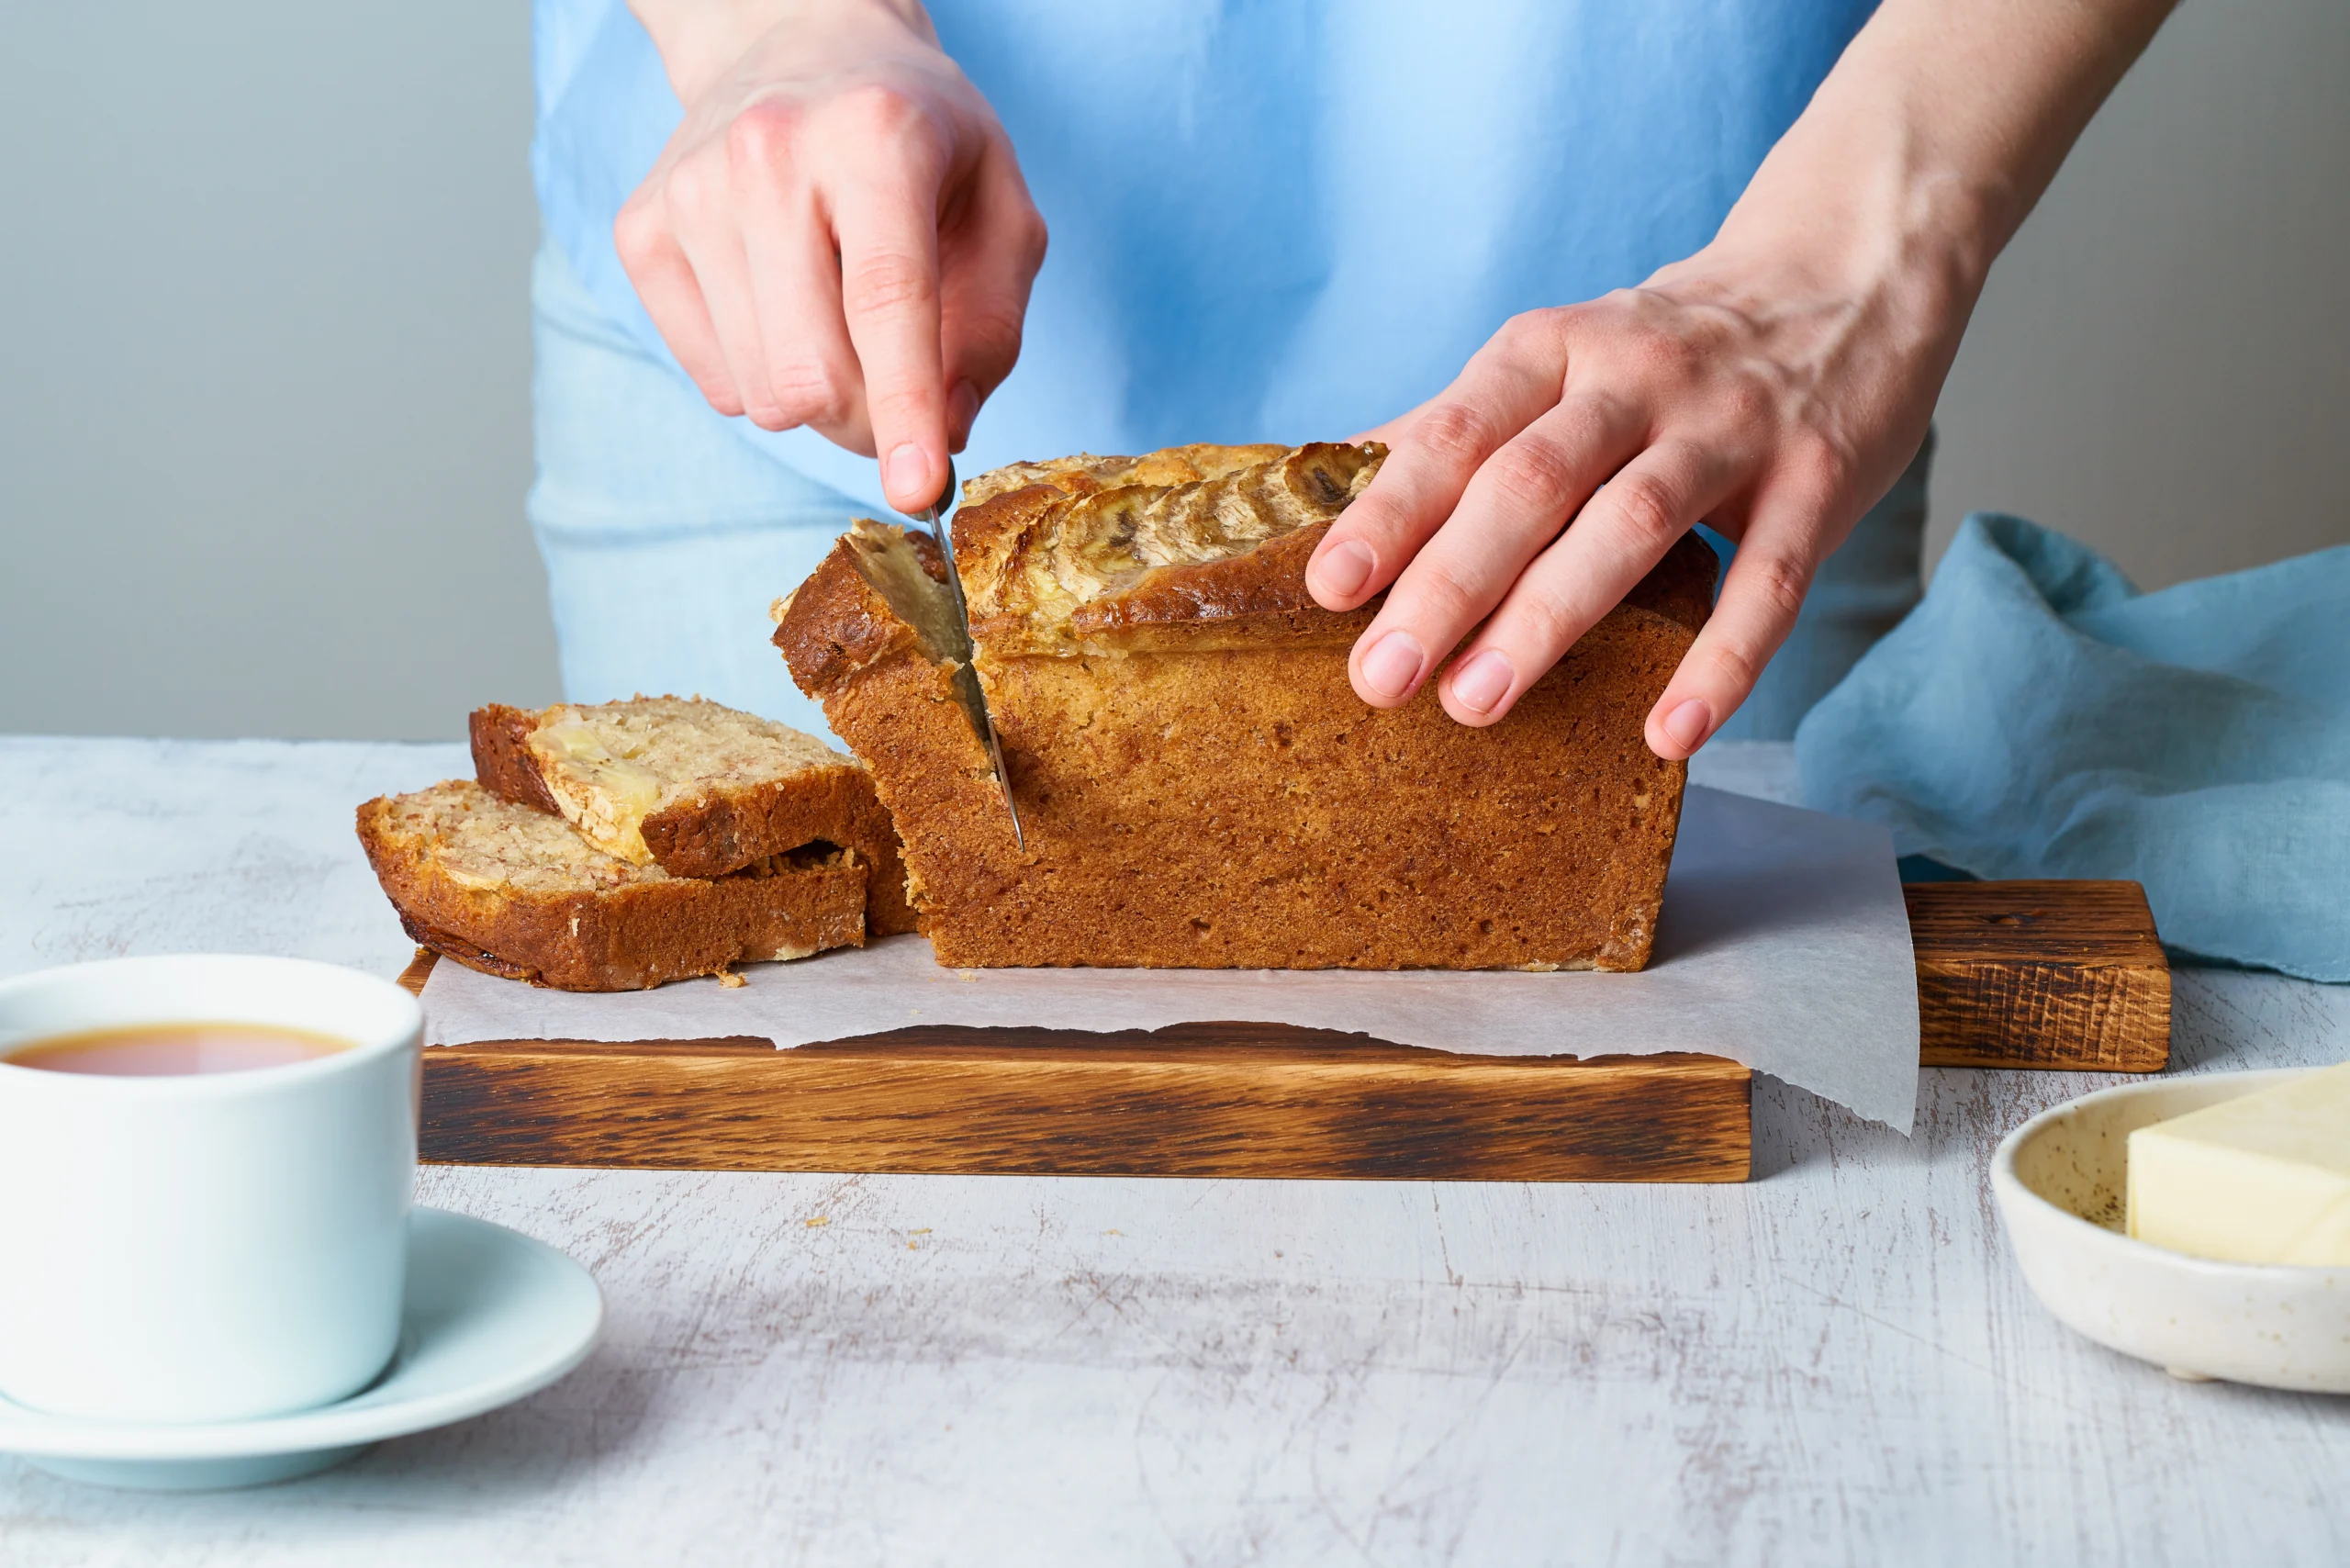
1992,1069,2350,1393
0,1207,603,1490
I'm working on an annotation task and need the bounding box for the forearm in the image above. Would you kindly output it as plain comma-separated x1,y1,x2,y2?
1708,0,2177,308
630,0,936,104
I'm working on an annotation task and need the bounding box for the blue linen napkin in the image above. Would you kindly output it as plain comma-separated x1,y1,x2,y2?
1795,513,2350,982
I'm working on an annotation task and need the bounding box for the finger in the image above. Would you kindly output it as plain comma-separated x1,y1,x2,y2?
938,137,1046,447
738,161,871,450
614,186,742,417
664,154,784,429
1438,438,1743,726
1346,392,1646,709
1306,312,1573,612
1643,481,1829,759
829,145,950,514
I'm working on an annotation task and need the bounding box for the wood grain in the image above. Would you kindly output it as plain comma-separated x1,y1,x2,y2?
1907,879,2170,1071
397,878,2167,1181
415,1025,1752,1182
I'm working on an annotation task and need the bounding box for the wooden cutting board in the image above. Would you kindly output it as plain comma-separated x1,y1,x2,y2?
405,879,2168,1184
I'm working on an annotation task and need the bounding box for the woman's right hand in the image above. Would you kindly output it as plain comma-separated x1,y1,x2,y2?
619,0,1046,514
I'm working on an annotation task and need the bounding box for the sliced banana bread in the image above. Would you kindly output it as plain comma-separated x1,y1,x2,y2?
467,695,917,936
771,441,1716,971
356,779,865,991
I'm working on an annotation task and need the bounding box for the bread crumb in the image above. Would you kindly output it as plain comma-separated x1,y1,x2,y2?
805,1215,829,1227
718,969,746,989
909,1227,932,1235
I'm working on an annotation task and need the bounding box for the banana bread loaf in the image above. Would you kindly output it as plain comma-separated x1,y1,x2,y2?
357,779,866,991
467,695,917,936
771,441,1715,970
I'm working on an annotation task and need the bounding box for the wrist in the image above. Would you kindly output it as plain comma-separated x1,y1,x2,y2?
1718,145,1994,313
632,0,936,106
1655,148,1995,391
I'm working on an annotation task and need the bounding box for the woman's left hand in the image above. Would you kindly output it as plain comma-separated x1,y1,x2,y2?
1304,245,1958,761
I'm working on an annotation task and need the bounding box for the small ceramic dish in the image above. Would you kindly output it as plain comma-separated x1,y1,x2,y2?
0,1208,603,1490
1991,1068,2350,1392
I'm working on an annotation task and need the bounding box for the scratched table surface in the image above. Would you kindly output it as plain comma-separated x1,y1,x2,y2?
1,735,2344,1567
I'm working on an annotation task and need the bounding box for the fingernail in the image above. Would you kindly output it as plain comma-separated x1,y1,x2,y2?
1312,539,1375,601
948,380,980,450
883,442,932,509
1662,698,1713,752
1360,631,1425,700
1450,649,1514,714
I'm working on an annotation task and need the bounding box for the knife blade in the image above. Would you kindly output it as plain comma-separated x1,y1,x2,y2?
920,458,1025,850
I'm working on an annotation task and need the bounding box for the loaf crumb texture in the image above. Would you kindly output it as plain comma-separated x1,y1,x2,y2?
523,695,846,861
356,779,865,991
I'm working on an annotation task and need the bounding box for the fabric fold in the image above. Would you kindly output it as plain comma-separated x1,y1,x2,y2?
1797,514,2350,982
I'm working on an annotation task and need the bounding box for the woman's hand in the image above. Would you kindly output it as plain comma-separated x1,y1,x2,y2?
1304,0,2172,759
1306,248,1958,760
619,0,1046,515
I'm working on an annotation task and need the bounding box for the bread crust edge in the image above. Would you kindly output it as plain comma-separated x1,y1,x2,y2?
355,792,867,992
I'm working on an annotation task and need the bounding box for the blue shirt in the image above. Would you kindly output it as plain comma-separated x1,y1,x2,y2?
533,0,1874,515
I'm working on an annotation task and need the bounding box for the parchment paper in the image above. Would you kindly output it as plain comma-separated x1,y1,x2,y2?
422,786,1921,1130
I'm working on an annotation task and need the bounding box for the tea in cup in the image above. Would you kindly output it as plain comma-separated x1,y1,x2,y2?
8,1022,353,1077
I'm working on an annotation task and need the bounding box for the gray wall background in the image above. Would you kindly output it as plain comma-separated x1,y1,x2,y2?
2,2,550,742
3,1,2344,742
1928,0,2349,587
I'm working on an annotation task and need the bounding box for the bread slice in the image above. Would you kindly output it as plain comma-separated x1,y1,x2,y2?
772,441,1716,971
770,521,1012,941
467,695,917,936
356,779,865,991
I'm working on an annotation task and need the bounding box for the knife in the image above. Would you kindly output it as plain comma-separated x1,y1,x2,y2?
919,458,1025,850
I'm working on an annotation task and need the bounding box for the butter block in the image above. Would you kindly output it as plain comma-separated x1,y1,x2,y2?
2126,1062,2350,1265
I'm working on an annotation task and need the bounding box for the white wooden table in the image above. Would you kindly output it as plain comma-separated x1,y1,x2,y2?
2,736,2344,1567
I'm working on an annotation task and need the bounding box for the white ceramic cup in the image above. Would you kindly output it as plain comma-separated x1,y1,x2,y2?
0,955,420,1423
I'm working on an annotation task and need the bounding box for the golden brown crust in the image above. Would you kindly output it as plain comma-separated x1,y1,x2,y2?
773,443,1723,970
355,785,866,991
926,610,1697,969
978,482,1716,657
957,442,1384,655
1055,522,1374,652
958,442,1292,509
769,523,954,691
1619,532,1719,635
637,768,918,936
944,482,1062,608
464,698,918,937
469,703,560,814
775,540,1024,924
836,786,923,935
829,656,1027,917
